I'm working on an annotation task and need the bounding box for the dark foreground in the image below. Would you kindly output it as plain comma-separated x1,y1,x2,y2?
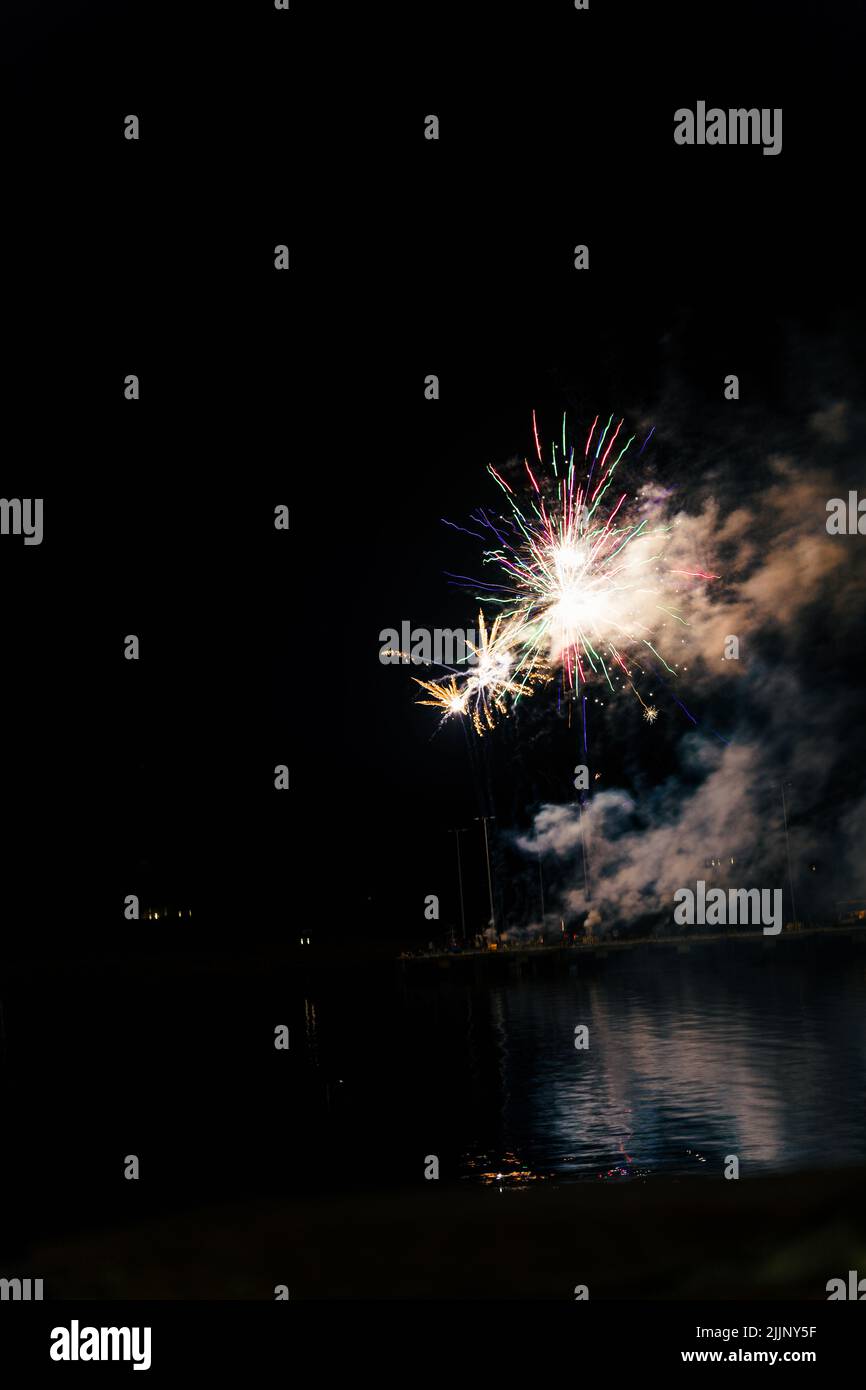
18,1167,866,1300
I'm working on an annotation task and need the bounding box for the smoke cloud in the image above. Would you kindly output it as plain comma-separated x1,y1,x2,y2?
516,392,866,935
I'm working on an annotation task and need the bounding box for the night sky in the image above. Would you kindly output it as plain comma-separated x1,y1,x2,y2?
2,2,865,957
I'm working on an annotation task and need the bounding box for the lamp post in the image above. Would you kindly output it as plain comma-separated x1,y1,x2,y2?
781,781,798,927
474,815,497,943
448,828,467,944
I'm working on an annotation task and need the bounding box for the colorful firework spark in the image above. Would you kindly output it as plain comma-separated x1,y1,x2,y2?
413,673,469,720
417,411,717,735
414,611,548,736
478,412,717,708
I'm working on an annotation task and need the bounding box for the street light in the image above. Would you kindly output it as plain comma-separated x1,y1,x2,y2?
448,828,468,944
781,781,798,926
474,815,497,943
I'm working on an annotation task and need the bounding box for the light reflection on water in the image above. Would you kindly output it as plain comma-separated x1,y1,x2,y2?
444,951,866,1183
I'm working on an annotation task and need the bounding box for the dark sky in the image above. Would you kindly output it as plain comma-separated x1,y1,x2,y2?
2,1,864,952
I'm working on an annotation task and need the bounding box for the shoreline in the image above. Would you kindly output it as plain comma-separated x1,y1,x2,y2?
14,1165,866,1300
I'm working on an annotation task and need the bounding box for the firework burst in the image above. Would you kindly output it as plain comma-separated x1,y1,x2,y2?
416,411,717,739
414,611,548,736
413,673,469,721
470,411,717,719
